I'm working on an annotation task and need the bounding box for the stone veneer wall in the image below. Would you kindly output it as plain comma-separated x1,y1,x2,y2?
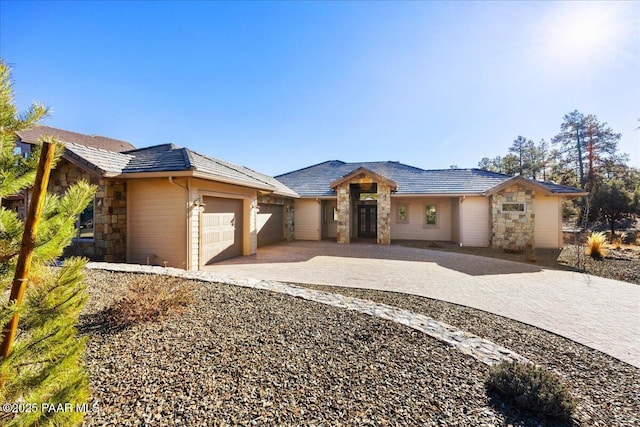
376,181,391,245
335,173,392,245
49,160,126,262
257,194,295,241
490,184,535,249
336,184,350,244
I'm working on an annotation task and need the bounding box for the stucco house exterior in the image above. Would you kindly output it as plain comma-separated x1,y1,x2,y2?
8,126,298,269
275,160,587,250
7,126,587,271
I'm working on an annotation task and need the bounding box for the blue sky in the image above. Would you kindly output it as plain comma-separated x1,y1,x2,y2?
1,1,638,176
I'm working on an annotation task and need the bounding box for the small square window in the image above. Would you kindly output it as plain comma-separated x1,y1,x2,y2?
397,205,408,223
425,205,437,226
502,203,525,213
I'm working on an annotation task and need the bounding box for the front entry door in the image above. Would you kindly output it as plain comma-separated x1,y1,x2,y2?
358,205,377,238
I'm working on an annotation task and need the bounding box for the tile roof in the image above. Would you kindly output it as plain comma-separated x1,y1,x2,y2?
275,160,584,197
64,143,134,177
16,125,135,152
63,143,298,197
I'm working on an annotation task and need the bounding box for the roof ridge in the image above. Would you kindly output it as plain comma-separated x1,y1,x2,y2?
123,143,177,154
191,151,275,188
181,147,196,170
65,141,134,157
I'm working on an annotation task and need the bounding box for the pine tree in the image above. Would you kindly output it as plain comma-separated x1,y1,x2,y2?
1,59,96,426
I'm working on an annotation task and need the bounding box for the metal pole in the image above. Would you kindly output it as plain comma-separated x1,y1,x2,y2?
0,141,57,387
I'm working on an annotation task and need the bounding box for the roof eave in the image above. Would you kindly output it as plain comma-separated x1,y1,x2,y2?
391,192,485,198
483,176,553,196
191,170,276,192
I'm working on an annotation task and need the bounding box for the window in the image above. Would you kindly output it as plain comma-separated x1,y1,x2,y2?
424,205,437,226
502,203,525,213
359,193,378,201
396,204,408,223
76,199,95,239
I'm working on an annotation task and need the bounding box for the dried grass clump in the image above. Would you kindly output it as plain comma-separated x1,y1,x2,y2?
106,275,194,327
486,362,575,422
612,232,628,249
586,231,607,259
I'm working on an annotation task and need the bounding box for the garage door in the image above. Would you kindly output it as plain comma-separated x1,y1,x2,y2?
257,203,284,247
201,197,243,264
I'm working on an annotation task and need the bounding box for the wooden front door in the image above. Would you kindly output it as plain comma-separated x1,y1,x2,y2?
358,205,377,238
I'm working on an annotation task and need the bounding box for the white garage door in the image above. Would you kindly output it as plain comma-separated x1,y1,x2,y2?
257,203,284,247
201,197,243,264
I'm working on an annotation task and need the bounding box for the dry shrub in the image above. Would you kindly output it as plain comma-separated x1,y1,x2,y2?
613,232,627,249
486,362,575,422
106,275,194,327
586,231,607,259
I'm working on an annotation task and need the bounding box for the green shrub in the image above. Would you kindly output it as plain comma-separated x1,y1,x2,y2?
106,275,194,328
486,362,575,421
586,231,607,259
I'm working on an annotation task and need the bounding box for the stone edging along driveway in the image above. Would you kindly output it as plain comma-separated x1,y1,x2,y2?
206,241,640,368
86,262,528,366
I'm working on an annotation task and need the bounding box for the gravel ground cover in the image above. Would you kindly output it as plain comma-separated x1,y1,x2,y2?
79,270,639,426
302,284,640,426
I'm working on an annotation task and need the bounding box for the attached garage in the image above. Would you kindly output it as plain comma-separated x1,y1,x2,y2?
200,196,244,264
257,203,284,247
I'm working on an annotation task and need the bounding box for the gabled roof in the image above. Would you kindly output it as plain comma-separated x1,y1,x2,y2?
275,160,585,197
16,125,135,152
329,167,397,191
483,175,588,197
63,143,299,197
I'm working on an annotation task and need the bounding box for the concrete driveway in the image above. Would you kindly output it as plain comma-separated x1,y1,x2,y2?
205,241,640,368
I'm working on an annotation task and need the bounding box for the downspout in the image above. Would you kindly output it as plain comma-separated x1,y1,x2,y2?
169,177,190,270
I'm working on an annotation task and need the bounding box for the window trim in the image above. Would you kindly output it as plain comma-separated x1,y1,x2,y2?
501,202,526,213
75,197,95,241
424,204,437,227
396,204,409,223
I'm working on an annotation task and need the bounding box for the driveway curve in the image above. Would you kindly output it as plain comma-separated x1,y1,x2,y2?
205,241,640,368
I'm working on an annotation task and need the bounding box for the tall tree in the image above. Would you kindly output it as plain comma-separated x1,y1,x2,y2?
0,59,96,426
581,114,622,191
535,139,553,181
552,110,586,188
552,111,623,190
509,136,535,177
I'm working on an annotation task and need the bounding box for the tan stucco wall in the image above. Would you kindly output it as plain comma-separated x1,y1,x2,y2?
390,197,452,241
127,179,187,268
534,196,562,248
459,197,490,247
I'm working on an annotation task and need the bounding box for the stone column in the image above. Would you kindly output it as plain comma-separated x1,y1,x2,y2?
336,184,350,244
377,182,391,244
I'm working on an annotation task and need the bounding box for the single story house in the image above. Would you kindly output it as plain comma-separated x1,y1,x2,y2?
8,126,587,271
275,160,587,250
9,126,298,269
